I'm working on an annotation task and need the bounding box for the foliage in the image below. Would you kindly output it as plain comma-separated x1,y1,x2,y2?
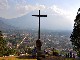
0,31,15,56
24,46,32,54
70,9,80,57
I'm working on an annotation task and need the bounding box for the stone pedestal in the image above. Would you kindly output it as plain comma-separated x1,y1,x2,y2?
36,40,42,60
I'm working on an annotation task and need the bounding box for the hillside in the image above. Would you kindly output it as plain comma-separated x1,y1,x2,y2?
0,18,16,31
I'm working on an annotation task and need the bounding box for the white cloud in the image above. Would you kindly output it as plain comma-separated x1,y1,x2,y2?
15,4,46,17
0,0,77,22
0,0,10,19
0,0,9,10
50,5,76,20
50,5,77,26
0,4,46,19
0,0,46,19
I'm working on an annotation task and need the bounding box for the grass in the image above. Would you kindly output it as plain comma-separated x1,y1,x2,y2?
0,56,77,60
0,56,37,60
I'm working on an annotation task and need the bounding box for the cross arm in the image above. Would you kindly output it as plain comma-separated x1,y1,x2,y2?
40,15,47,17
32,15,47,17
32,15,39,17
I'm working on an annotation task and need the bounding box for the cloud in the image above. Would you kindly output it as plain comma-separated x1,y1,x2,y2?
0,0,9,10
0,0,77,22
50,5,76,20
0,0,10,19
0,0,46,19
15,4,46,17
49,5,76,26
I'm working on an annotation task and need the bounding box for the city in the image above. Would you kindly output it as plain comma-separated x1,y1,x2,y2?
2,30,73,55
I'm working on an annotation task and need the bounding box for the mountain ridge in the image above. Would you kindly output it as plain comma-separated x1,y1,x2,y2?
0,17,17,31
0,10,73,31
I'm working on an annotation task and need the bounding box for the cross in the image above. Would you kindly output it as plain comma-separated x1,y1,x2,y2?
32,10,47,60
32,10,47,40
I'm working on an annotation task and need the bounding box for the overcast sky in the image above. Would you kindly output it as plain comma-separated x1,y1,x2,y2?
0,0,80,30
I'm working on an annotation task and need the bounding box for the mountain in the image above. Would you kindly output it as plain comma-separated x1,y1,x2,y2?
1,10,73,31
0,18,16,31
3,11,38,30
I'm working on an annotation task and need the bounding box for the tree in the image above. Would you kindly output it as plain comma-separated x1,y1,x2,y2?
0,31,15,56
70,8,80,57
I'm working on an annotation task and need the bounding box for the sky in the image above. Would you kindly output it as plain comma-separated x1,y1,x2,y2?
0,0,80,30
